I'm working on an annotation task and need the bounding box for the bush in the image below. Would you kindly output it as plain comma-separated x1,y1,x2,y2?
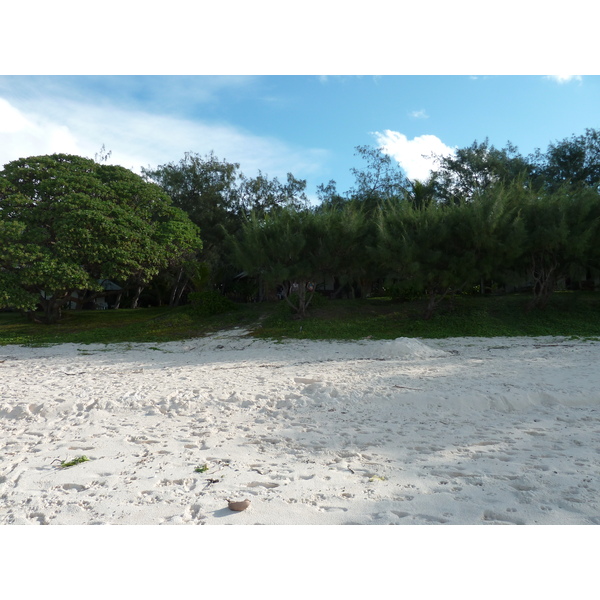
384,281,424,302
188,290,237,316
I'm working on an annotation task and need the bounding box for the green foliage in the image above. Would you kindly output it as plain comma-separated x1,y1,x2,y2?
142,151,241,259
4,129,600,330
430,138,532,204
256,293,600,340
237,171,309,216
349,145,409,206
384,281,424,302
530,128,600,190
0,154,202,323
376,199,508,318
59,456,89,468
188,262,212,293
229,201,383,314
228,208,317,316
230,171,600,319
313,203,379,296
3,293,600,346
188,290,237,316
0,304,266,346
511,183,600,308
0,271,38,311
142,152,308,290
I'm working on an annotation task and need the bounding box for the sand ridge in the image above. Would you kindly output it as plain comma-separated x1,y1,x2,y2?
1,330,600,525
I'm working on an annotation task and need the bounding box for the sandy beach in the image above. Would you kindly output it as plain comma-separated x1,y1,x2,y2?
2,329,600,525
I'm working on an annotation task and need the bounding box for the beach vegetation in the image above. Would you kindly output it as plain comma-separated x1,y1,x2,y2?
189,289,238,316
0,154,202,324
228,208,320,317
4,291,600,345
141,152,309,295
58,456,89,468
2,129,600,328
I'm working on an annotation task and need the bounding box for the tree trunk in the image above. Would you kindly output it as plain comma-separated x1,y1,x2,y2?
131,285,144,309
528,255,557,310
173,278,188,307
169,267,184,307
422,286,456,320
423,290,438,320
297,280,307,317
36,292,69,324
281,280,315,318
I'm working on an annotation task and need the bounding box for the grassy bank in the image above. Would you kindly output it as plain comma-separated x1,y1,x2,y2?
2,292,600,347
257,292,600,340
0,304,263,347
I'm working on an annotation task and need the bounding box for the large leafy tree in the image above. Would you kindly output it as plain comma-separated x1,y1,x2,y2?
431,139,532,204
0,154,202,323
529,128,600,191
142,152,240,284
348,145,409,211
237,171,309,217
142,152,309,291
316,179,347,211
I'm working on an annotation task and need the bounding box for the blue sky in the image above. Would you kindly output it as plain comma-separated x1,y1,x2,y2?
2,4,597,202
1,75,597,202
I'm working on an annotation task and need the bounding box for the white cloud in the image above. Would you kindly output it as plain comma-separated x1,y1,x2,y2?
409,109,428,119
0,95,327,184
0,97,81,160
373,130,455,182
545,75,583,84
0,97,31,133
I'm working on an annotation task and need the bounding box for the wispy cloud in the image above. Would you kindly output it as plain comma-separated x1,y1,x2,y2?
409,109,429,119
0,89,328,183
545,75,583,84
373,130,455,182
0,97,81,159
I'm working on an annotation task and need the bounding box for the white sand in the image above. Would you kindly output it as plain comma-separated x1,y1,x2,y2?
2,329,600,525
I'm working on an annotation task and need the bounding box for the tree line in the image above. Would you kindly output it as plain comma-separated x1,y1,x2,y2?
1,129,600,323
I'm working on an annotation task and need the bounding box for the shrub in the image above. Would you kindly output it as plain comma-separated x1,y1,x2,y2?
384,281,424,302
188,290,237,316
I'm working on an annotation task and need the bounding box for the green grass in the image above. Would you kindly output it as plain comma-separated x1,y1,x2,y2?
0,304,265,346
255,291,600,340
2,292,600,347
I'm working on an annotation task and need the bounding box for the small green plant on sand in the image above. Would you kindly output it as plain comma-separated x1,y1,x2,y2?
59,456,90,469
194,464,209,473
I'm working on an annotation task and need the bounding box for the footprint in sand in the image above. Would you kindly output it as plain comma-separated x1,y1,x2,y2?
482,510,525,525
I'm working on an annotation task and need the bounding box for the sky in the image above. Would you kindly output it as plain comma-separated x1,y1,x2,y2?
1,75,598,203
